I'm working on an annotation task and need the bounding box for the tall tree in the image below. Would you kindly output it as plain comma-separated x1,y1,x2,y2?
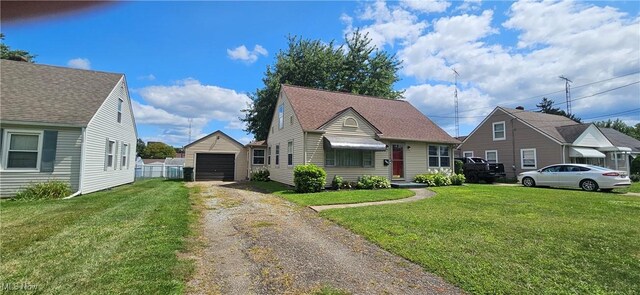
0,33,36,62
242,30,402,140
536,97,582,123
141,142,176,159
594,119,640,140
136,138,146,156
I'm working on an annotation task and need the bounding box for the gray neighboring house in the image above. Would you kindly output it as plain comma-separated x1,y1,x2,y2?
0,60,137,197
459,106,638,178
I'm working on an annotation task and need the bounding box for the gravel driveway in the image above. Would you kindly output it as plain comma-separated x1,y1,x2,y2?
187,181,463,295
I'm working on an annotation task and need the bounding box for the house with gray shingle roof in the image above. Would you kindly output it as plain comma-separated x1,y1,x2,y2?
0,60,137,197
459,106,637,178
262,84,459,186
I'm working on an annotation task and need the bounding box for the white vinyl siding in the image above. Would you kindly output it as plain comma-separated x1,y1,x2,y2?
428,145,450,168
0,125,82,197
463,151,473,157
485,150,498,163
266,92,306,185
521,148,537,169
2,130,42,171
493,121,506,141
82,77,137,194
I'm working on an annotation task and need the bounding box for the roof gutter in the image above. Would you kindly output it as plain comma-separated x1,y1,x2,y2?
64,127,86,200
0,120,86,128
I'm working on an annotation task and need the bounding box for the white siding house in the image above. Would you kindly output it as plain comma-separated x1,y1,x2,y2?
0,60,137,197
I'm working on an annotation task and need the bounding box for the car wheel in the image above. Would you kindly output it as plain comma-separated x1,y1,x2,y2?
522,177,535,187
467,174,478,183
580,179,599,192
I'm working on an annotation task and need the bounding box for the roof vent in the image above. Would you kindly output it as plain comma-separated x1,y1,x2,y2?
515,106,525,110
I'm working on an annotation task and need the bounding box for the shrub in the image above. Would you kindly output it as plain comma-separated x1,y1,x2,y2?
293,164,326,193
414,172,452,187
631,157,640,175
356,175,391,189
630,174,640,183
450,173,466,185
14,180,71,201
250,169,270,181
454,159,464,175
331,175,344,190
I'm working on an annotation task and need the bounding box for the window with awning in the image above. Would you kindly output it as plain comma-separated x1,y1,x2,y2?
569,147,606,158
322,135,386,151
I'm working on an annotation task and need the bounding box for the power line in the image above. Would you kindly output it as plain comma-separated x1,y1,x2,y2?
559,75,572,114
550,80,640,107
431,70,640,116
428,80,640,119
582,108,640,121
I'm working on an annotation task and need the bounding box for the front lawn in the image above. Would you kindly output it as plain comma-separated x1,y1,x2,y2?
321,184,640,294
249,181,414,206
0,179,193,294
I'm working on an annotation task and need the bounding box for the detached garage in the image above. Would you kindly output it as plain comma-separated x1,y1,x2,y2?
184,130,248,181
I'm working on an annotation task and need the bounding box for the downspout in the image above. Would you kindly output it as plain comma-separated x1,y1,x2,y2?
562,144,566,164
64,127,86,200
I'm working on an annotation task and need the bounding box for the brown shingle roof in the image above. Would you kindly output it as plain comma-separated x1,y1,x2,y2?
499,107,580,143
1,59,123,126
282,85,458,144
246,140,267,147
556,124,590,143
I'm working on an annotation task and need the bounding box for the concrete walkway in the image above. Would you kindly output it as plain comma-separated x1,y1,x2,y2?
309,188,435,212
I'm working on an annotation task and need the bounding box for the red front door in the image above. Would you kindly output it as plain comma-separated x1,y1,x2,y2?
392,144,404,179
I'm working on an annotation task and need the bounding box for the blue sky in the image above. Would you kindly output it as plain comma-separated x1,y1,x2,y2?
3,0,639,146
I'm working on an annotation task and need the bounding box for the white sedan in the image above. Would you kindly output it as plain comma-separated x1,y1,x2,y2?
517,164,631,192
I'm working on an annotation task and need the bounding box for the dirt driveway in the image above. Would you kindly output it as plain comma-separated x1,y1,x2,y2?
186,181,463,295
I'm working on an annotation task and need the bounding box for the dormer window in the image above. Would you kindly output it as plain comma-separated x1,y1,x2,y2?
343,117,358,128
117,98,123,123
493,121,505,141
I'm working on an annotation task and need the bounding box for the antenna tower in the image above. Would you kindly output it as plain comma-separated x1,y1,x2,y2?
452,68,460,137
559,75,572,114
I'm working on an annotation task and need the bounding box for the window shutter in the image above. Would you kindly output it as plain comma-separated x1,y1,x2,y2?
104,138,110,171
115,140,120,169
40,130,58,172
0,128,3,167
121,142,125,170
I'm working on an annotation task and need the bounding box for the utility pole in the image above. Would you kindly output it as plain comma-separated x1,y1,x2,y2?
452,68,460,138
559,75,572,114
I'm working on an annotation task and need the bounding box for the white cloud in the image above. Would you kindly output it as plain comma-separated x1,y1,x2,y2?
237,136,254,145
227,44,268,63
455,0,482,12
400,0,451,13
348,0,640,135
133,79,252,146
137,74,156,81
344,0,427,48
67,58,91,70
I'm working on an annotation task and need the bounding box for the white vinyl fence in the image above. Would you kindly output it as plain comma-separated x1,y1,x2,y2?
135,164,184,180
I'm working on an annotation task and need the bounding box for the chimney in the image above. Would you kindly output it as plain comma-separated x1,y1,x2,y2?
515,106,525,110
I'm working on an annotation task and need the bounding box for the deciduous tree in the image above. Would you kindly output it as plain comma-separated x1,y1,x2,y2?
242,30,402,140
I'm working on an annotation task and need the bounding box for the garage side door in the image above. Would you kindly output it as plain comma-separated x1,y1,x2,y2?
195,153,235,181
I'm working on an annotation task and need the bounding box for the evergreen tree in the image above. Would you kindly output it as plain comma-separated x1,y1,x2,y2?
536,97,582,123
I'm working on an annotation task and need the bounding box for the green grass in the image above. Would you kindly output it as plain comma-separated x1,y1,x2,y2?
0,179,193,294
613,181,640,194
249,181,414,206
321,184,640,294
